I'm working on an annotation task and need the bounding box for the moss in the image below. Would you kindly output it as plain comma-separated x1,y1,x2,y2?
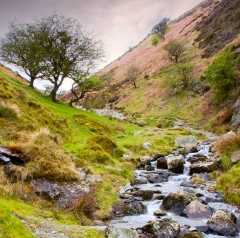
217,164,240,205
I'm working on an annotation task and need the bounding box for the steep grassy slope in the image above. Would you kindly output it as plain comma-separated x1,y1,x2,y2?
0,67,192,237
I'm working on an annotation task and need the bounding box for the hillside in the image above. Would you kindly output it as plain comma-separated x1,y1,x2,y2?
0,65,193,237
2,0,240,237
82,0,240,134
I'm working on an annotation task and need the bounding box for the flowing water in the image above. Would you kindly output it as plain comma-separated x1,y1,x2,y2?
109,142,240,238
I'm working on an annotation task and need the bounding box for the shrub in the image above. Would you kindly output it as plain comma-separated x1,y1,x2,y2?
204,48,240,102
165,40,185,63
151,34,160,46
20,131,79,182
176,63,194,89
67,187,97,223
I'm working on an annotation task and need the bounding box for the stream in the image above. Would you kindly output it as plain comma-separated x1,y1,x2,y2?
107,141,240,238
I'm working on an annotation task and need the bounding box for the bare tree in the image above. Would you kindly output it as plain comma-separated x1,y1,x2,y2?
126,66,139,88
0,23,45,88
70,72,102,107
165,40,185,63
37,15,103,102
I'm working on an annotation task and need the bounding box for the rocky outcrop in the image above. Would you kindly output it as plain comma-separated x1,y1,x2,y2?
161,192,197,215
31,179,89,209
140,219,180,238
207,210,238,236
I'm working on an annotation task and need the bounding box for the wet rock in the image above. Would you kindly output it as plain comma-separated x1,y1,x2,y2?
180,231,204,238
154,209,167,217
153,153,165,161
132,176,148,185
31,179,88,209
161,192,197,215
112,199,147,217
231,150,240,164
154,194,165,200
157,157,168,169
189,161,218,175
145,165,155,171
184,200,212,218
0,147,25,165
188,154,208,164
207,210,238,236
166,155,184,174
136,190,154,200
141,218,180,238
106,226,138,238
176,136,198,152
146,171,172,183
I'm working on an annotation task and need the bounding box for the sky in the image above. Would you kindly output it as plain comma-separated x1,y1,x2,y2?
0,0,203,90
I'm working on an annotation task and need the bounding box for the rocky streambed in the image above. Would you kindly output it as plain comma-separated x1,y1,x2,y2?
107,139,240,238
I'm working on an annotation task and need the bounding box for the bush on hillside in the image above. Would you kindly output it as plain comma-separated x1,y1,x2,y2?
176,63,194,89
165,40,185,63
204,48,240,102
151,34,161,46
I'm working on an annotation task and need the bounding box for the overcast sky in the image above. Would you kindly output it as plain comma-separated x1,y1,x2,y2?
0,0,203,89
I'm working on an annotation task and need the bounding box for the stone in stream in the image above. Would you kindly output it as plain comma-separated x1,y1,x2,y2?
112,199,147,217
161,191,197,215
180,230,204,238
175,136,198,153
154,209,167,217
135,190,154,201
132,176,148,185
187,154,208,164
166,155,184,174
183,200,212,218
106,226,138,238
189,161,218,175
157,157,168,169
207,210,238,236
146,171,172,183
140,218,180,238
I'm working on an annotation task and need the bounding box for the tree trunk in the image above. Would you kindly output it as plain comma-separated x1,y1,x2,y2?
29,76,35,88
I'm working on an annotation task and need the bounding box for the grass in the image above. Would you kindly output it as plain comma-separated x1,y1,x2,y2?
0,67,192,237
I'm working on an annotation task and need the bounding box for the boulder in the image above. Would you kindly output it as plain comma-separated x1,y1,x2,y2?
112,199,147,217
141,218,180,238
0,147,25,165
31,179,88,209
231,150,240,164
154,209,167,217
176,136,198,152
146,171,172,183
189,161,218,175
157,157,168,169
132,176,148,185
161,192,197,215
207,210,238,236
188,154,208,164
106,226,138,238
180,231,204,238
136,190,154,200
166,155,184,174
184,200,212,218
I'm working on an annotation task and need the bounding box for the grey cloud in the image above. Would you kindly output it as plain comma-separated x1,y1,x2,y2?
0,0,203,65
